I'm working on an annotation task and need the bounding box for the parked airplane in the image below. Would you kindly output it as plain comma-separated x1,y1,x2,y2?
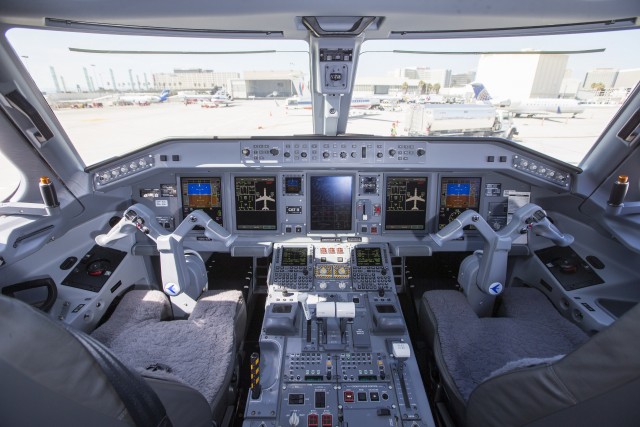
117,89,170,105
470,82,585,117
183,90,233,106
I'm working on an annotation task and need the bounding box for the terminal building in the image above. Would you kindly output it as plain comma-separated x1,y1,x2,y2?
152,69,240,91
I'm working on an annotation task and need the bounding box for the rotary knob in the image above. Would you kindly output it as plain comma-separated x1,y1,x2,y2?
417,148,426,156
340,151,347,158
270,148,279,156
300,152,308,158
388,149,396,157
376,152,383,158
284,152,291,158
323,151,330,159
241,148,251,157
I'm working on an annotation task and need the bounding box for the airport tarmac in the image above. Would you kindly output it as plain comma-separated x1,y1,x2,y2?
0,99,621,199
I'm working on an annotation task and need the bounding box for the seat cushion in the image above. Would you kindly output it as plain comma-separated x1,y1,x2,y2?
498,287,588,348
421,290,586,403
92,289,246,410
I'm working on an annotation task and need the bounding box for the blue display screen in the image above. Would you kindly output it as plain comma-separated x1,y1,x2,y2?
188,183,211,195
447,183,470,196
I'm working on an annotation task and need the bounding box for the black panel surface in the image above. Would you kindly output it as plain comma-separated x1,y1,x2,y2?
536,246,604,291
62,245,127,293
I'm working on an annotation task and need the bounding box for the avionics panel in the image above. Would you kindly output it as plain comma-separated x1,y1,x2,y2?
384,176,428,231
309,175,354,232
355,247,383,266
180,177,223,225
281,247,308,266
438,177,482,229
234,176,277,230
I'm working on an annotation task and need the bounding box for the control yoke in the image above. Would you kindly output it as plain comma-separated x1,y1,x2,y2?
96,203,237,315
430,204,573,313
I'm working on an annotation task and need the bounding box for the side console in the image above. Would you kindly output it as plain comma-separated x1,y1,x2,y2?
244,243,435,427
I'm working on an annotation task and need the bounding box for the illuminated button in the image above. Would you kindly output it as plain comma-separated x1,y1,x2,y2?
321,414,332,427
337,247,344,254
344,391,354,403
320,248,327,254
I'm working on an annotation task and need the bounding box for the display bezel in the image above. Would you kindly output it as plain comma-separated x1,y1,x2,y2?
307,174,355,233
383,175,429,232
179,176,224,226
233,175,278,231
355,247,383,266
281,247,309,267
437,176,483,230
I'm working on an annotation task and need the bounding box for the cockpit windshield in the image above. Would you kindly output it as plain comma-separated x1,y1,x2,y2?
349,29,640,165
7,29,311,166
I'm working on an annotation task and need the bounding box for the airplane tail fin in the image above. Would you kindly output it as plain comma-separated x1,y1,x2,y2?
470,82,492,102
159,89,170,102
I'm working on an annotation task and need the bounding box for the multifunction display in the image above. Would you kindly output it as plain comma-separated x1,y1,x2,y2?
355,247,383,266
385,176,428,230
309,176,353,231
438,177,482,229
180,177,223,225
284,176,303,195
234,177,277,230
281,247,308,266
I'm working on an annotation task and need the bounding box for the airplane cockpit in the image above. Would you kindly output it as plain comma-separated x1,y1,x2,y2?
1,2,640,426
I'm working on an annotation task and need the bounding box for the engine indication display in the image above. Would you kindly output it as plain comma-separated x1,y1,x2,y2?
234,177,277,230
309,176,353,231
385,176,428,230
281,247,308,266
355,247,383,266
180,177,223,225
438,177,482,229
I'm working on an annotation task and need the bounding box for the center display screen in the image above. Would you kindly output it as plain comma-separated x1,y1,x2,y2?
438,177,482,229
385,176,428,230
234,177,277,230
355,247,383,266
281,247,308,266
309,176,353,231
180,177,223,225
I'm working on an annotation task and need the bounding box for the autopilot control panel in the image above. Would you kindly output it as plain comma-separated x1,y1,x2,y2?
244,242,434,427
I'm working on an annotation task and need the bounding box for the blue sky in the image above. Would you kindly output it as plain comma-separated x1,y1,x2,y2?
6,28,640,93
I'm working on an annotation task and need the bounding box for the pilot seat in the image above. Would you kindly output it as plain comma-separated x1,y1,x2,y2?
0,287,246,427
419,286,640,427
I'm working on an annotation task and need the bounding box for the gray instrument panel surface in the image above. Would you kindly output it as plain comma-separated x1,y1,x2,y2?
244,243,434,427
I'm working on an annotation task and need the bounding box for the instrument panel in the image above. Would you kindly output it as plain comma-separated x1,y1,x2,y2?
92,138,576,252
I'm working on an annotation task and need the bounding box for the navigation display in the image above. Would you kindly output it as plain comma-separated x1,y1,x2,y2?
234,177,277,230
355,247,383,266
281,247,308,266
438,177,482,229
180,177,223,225
385,176,428,230
309,176,353,231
